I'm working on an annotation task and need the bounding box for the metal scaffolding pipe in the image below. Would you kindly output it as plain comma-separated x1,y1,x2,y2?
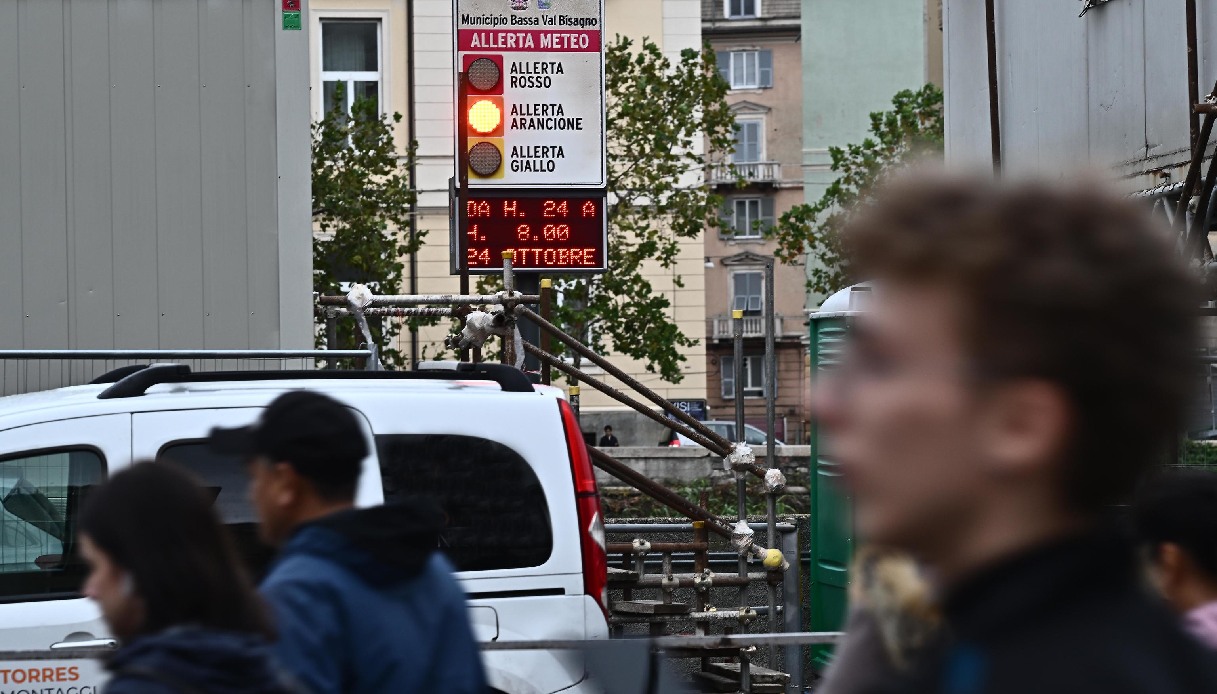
1174,77,1217,259
763,258,779,651
732,308,747,606
985,0,1002,173
317,294,540,306
627,573,764,588
606,542,710,554
515,306,735,453
524,343,739,456
317,307,455,318
1189,0,1201,153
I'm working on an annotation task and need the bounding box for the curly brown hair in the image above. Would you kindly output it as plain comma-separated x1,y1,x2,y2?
843,172,1200,511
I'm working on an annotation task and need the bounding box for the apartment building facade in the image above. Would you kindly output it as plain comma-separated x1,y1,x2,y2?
702,0,809,443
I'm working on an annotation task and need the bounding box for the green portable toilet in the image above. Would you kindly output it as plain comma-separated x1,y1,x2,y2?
807,283,869,671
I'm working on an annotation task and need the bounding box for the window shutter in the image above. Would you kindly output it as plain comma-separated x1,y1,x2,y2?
716,51,731,85
721,359,735,399
759,50,773,88
760,196,775,230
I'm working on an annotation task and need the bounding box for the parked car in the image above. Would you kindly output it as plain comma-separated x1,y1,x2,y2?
0,362,607,694
663,420,784,447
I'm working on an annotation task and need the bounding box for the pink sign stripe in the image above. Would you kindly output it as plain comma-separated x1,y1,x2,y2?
458,29,601,52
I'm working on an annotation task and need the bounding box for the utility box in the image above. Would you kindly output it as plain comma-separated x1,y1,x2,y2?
0,0,313,356
807,283,868,670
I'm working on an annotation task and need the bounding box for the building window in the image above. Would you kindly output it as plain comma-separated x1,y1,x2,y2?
731,119,763,163
725,0,759,19
732,271,763,315
725,197,775,238
320,20,382,115
722,355,769,399
716,50,773,90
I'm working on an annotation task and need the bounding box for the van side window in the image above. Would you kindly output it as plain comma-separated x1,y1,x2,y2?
157,443,276,579
0,449,103,600
376,434,553,571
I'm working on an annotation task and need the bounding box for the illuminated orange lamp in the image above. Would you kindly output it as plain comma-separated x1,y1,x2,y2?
468,98,503,136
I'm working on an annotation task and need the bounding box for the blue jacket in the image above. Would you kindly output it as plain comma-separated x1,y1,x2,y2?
104,626,299,694
261,503,486,694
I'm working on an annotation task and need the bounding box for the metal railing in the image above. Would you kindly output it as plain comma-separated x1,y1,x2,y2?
707,161,782,185
710,314,799,340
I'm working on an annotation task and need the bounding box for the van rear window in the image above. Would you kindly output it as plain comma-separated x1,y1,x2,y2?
376,434,553,572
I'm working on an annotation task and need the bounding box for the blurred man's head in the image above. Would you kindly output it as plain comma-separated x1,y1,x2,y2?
1136,470,1217,614
208,390,369,546
605,426,613,433
813,173,1198,574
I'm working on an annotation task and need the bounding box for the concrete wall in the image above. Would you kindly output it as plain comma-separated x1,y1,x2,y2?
0,0,313,358
943,0,1215,184
593,444,812,486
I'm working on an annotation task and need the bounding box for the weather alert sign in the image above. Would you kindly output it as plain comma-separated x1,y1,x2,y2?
455,0,606,188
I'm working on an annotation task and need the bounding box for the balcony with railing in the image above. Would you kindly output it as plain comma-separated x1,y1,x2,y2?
707,161,781,186
709,314,802,340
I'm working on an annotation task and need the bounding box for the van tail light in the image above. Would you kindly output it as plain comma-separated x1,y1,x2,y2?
559,399,608,618
669,436,681,447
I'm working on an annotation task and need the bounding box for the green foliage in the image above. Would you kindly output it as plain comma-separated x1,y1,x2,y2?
770,84,944,296
312,89,423,368
480,37,736,382
1180,440,1217,467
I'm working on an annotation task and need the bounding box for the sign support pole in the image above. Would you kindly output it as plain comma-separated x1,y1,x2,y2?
457,71,471,362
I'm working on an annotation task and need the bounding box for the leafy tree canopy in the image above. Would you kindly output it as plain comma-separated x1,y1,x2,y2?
770,84,944,297
312,90,421,367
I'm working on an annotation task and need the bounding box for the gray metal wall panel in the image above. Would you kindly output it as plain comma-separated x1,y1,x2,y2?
997,0,1089,177
109,0,160,348
0,0,309,354
243,0,281,349
1086,0,1147,169
0,1,25,354
275,0,313,349
68,0,116,348
18,0,70,349
153,0,205,348
1201,1,1217,100
200,0,250,348
942,0,991,171
1143,2,1189,165
947,0,1210,178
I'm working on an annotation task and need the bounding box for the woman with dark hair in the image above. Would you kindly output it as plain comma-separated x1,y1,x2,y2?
78,462,299,694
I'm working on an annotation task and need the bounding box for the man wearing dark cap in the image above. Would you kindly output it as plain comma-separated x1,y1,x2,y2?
208,390,485,694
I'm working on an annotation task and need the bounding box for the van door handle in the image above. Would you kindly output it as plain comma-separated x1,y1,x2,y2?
50,638,117,651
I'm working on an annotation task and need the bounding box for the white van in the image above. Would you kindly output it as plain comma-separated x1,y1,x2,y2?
0,362,608,694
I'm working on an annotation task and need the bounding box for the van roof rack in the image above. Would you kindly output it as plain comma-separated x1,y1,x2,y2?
96,362,536,399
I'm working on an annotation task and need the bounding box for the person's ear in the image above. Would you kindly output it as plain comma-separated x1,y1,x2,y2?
1156,542,1188,593
269,462,304,508
978,379,1072,477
